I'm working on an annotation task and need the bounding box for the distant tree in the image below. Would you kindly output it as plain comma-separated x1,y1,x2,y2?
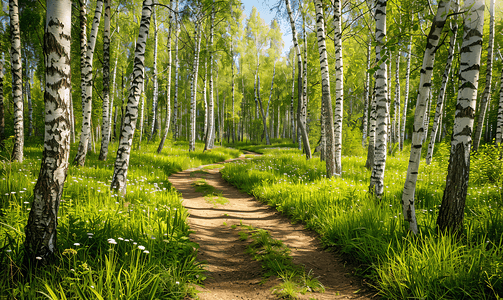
24,0,72,264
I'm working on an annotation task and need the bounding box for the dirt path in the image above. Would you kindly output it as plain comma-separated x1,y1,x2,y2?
168,155,372,300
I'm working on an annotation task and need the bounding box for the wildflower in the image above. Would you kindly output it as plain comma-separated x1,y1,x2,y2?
175,281,180,285
143,250,149,254
108,238,117,244
36,256,42,260
74,243,80,246
138,245,145,250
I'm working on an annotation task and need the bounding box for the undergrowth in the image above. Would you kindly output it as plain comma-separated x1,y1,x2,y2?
0,140,241,299
221,143,503,299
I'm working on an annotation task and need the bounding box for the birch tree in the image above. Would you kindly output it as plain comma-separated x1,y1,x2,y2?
173,0,180,140
110,0,152,194
437,0,484,234
0,56,4,146
10,0,23,162
362,36,371,147
333,0,343,174
369,0,388,197
189,10,202,152
425,1,459,165
158,1,173,153
401,0,452,233
472,0,495,152
204,3,216,151
99,0,111,161
285,0,311,159
314,0,336,177
149,5,160,142
401,17,413,151
74,0,103,166
496,50,503,144
24,0,72,264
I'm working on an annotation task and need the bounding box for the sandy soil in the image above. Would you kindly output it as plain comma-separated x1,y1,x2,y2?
168,155,373,300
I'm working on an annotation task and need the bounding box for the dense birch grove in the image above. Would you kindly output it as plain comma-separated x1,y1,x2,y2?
0,0,501,260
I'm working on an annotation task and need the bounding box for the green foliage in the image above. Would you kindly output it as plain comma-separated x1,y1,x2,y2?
221,149,503,299
0,141,240,299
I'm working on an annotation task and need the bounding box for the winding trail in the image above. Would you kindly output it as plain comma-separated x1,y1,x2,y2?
168,154,371,300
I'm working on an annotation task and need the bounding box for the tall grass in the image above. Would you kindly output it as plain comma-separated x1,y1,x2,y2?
0,140,241,299
221,144,503,299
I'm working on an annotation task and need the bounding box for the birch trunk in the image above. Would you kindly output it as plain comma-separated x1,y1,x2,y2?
10,0,23,162
231,40,235,144
138,77,145,146
369,0,388,197
437,0,484,234
285,0,311,159
394,53,400,145
401,0,452,233
496,49,503,144
110,0,152,195
204,4,216,150
365,89,376,169
257,74,270,145
157,1,173,153
189,17,202,152
149,6,159,141
99,0,111,161
472,0,495,152
24,0,72,264
401,17,413,151
314,0,336,177
173,0,179,140
203,54,208,141
74,0,103,166
333,0,343,174
27,78,33,137
291,61,295,143
362,35,371,147
425,4,459,165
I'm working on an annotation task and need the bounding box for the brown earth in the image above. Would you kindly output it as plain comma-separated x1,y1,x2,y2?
168,154,374,300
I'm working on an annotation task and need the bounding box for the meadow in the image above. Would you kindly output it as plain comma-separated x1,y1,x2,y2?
0,139,241,299
221,143,503,299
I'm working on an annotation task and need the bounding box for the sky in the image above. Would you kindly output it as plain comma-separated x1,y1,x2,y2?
239,0,293,56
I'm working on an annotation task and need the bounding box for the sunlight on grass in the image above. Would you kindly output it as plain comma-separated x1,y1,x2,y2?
221,143,503,299
0,140,240,299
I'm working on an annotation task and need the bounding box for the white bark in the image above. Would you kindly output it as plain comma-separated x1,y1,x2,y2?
425,3,459,165
285,0,311,158
402,0,452,233
10,0,23,162
204,4,215,151
362,35,371,147
149,6,159,141
74,0,103,166
333,0,343,174
496,48,503,144
111,0,152,195
99,0,111,161
24,0,72,263
401,19,413,151
173,0,180,140
437,0,484,233
369,0,389,197
472,0,495,152
157,1,173,153
314,0,336,177
189,16,202,152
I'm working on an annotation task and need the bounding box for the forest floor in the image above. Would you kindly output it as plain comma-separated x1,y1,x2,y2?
168,152,373,300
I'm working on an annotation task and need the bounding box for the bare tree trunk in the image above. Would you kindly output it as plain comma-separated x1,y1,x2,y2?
496,48,503,144
285,0,311,158
333,0,343,173
369,0,389,197
99,0,111,161
149,6,159,141
257,74,270,145
189,15,202,152
10,0,24,162
401,17,413,151
401,0,452,233
110,0,152,195
24,0,72,264
437,0,484,234
74,0,103,166
425,6,459,165
472,0,495,152
0,56,4,146
157,1,173,153
205,3,216,151
314,0,336,177
365,88,376,169
362,35,371,147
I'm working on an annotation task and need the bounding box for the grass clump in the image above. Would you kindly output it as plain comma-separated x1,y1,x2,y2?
237,224,324,299
221,144,503,299
0,140,240,299
191,178,228,207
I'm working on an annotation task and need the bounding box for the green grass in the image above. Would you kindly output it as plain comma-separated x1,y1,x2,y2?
191,178,228,207
0,139,241,299
237,224,324,299
221,143,503,299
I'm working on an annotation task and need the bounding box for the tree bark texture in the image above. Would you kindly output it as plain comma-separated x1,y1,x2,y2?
10,0,24,162
437,0,484,234
333,0,343,174
110,0,152,195
401,0,452,233
369,0,388,197
99,0,111,161
24,0,72,264
189,17,201,152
